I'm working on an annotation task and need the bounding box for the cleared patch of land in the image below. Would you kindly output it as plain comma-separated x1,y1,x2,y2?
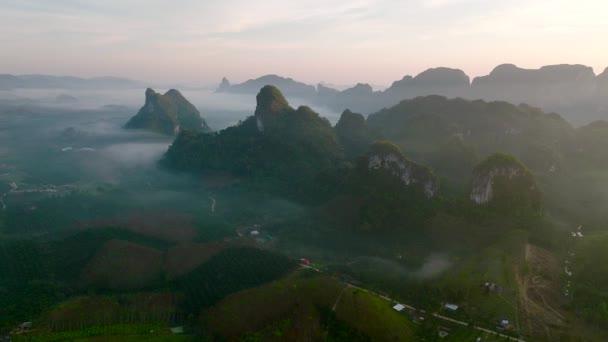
164,242,225,276
79,211,199,243
80,239,164,290
516,243,566,340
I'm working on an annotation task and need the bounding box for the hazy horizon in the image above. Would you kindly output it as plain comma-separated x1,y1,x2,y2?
2,0,607,86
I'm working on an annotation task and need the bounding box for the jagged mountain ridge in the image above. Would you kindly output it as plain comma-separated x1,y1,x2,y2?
0,74,141,90
162,85,343,195
218,64,608,124
125,88,210,135
365,142,439,198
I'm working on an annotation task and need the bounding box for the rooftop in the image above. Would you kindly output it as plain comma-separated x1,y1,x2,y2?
393,303,406,312
444,303,459,311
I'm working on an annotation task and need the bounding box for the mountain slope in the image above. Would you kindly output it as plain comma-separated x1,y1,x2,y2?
366,95,574,173
470,153,542,214
162,85,343,196
218,63,608,124
125,88,210,135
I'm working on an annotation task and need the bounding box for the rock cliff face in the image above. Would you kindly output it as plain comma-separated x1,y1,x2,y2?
125,88,209,135
470,153,541,210
366,142,439,198
218,77,231,91
470,166,524,204
254,85,290,133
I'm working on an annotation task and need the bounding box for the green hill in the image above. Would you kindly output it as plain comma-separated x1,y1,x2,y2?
204,270,416,341
323,142,438,232
470,153,542,215
334,109,373,159
162,85,343,198
367,96,574,175
125,88,210,135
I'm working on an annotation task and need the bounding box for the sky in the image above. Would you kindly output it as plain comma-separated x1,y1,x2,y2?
1,0,607,86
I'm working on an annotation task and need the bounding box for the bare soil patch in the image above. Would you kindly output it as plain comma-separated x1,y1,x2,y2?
80,239,164,290
516,244,567,340
164,242,225,276
79,210,198,242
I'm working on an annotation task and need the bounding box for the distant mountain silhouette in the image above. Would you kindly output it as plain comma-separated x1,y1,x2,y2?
218,64,608,125
0,74,141,90
217,74,317,99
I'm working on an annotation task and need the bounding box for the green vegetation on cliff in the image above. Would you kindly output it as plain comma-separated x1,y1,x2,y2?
173,247,296,314
125,88,209,135
471,153,542,215
323,142,438,232
367,96,573,173
162,86,343,199
204,270,416,341
334,109,373,159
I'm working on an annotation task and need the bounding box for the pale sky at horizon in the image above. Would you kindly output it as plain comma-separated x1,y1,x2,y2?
1,0,607,86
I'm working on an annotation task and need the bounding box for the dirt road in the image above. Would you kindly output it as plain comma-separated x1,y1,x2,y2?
208,196,216,213
300,264,526,341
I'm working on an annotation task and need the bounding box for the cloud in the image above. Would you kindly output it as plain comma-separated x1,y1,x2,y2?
412,254,452,279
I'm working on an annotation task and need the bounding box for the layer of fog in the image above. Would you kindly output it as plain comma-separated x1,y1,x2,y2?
348,253,452,280
77,143,171,183
0,87,343,131
0,83,345,192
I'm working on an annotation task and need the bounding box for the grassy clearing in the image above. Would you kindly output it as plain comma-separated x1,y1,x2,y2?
205,269,419,341
334,287,416,340
205,270,341,340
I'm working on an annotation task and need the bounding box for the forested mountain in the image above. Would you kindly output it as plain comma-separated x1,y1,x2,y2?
334,109,374,159
125,88,210,135
470,153,542,215
366,95,574,174
162,85,343,196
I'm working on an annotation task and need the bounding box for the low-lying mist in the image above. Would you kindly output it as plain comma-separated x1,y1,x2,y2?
348,253,452,280
0,87,343,131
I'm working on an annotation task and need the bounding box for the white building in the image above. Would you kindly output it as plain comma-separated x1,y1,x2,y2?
444,303,459,311
392,303,405,312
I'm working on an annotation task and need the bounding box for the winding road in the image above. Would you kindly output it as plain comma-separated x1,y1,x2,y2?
208,196,216,213
300,263,526,342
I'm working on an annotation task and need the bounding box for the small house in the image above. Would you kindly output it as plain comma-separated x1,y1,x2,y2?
250,230,260,236
392,303,405,312
444,303,459,311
